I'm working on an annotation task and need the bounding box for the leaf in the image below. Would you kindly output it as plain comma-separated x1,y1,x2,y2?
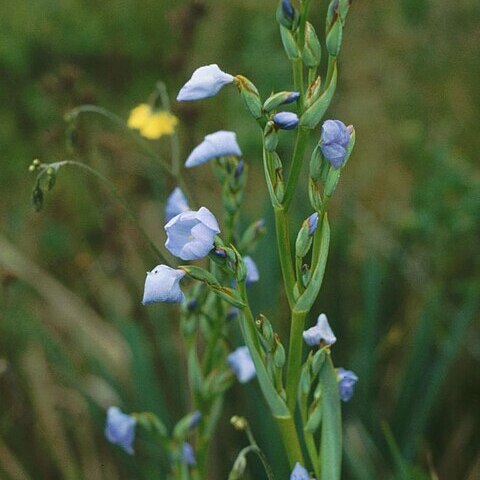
319,355,342,480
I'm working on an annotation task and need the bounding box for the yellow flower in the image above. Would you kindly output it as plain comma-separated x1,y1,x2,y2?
128,103,178,140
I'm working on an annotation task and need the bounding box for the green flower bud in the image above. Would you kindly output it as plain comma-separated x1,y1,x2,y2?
304,76,322,111
311,349,326,376
295,224,312,259
280,26,300,60
276,0,300,31
308,178,323,212
257,314,275,352
264,120,279,152
273,335,286,369
302,22,322,67
263,91,300,113
235,75,263,120
326,18,343,57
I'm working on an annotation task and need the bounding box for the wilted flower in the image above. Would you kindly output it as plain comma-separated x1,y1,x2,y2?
165,207,220,260
177,64,234,101
182,442,196,466
142,265,186,304
105,407,136,455
290,462,313,480
273,111,299,130
320,119,351,169
185,130,242,168
228,346,256,383
128,104,178,140
307,212,319,235
303,313,337,347
337,368,358,402
165,187,190,222
243,256,260,285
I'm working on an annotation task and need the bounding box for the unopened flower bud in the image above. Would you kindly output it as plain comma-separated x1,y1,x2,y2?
276,0,299,30
273,335,286,369
303,22,322,67
307,212,319,235
235,75,263,120
326,16,343,57
273,112,299,130
264,121,279,152
280,26,300,59
263,91,300,113
230,415,248,431
304,76,322,111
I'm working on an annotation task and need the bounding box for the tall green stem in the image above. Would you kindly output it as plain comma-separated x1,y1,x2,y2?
274,206,296,308
286,309,308,411
284,127,310,211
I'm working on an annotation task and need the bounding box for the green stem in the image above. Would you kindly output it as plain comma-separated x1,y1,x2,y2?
286,309,308,411
274,415,305,468
274,206,296,308
325,56,337,92
292,59,305,111
284,127,310,211
46,160,171,264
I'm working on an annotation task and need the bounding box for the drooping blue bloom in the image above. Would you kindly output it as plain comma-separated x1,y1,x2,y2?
105,407,136,455
165,207,220,260
307,212,319,235
337,368,359,402
142,265,186,304
177,64,234,101
182,442,196,466
189,411,202,429
290,462,312,480
273,111,299,130
165,187,190,222
284,91,301,104
243,256,260,285
228,346,256,383
303,313,337,347
185,131,242,168
320,119,351,169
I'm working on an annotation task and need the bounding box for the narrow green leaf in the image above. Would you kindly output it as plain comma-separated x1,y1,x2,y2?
320,355,342,480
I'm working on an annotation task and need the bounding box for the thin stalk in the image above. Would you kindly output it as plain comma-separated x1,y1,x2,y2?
286,309,308,411
292,59,305,111
274,206,296,308
284,127,310,211
325,56,337,92
45,160,171,264
274,415,305,468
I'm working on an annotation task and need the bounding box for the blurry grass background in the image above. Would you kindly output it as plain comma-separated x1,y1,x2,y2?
1,0,479,479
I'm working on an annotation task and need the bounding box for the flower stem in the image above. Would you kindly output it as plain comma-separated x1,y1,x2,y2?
274,414,305,468
283,127,310,212
286,308,308,412
274,206,296,308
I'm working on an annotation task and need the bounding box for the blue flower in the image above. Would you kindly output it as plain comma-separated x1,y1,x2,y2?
165,187,190,222
228,346,256,383
337,368,359,402
105,407,136,455
273,111,299,130
243,256,260,285
320,120,351,169
177,64,234,101
185,130,242,168
307,212,319,235
290,462,313,480
282,0,295,20
303,313,337,347
142,265,186,304
165,207,220,260
182,442,196,466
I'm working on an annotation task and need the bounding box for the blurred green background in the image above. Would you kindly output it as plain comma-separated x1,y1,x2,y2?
1,0,479,478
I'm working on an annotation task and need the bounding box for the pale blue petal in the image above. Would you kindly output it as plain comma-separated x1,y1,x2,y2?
337,368,359,402
303,313,336,346
290,463,312,480
142,265,185,304
273,111,299,130
165,187,190,222
185,130,242,168
243,256,260,285
228,346,256,383
177,64,234,101
105,407,136,455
